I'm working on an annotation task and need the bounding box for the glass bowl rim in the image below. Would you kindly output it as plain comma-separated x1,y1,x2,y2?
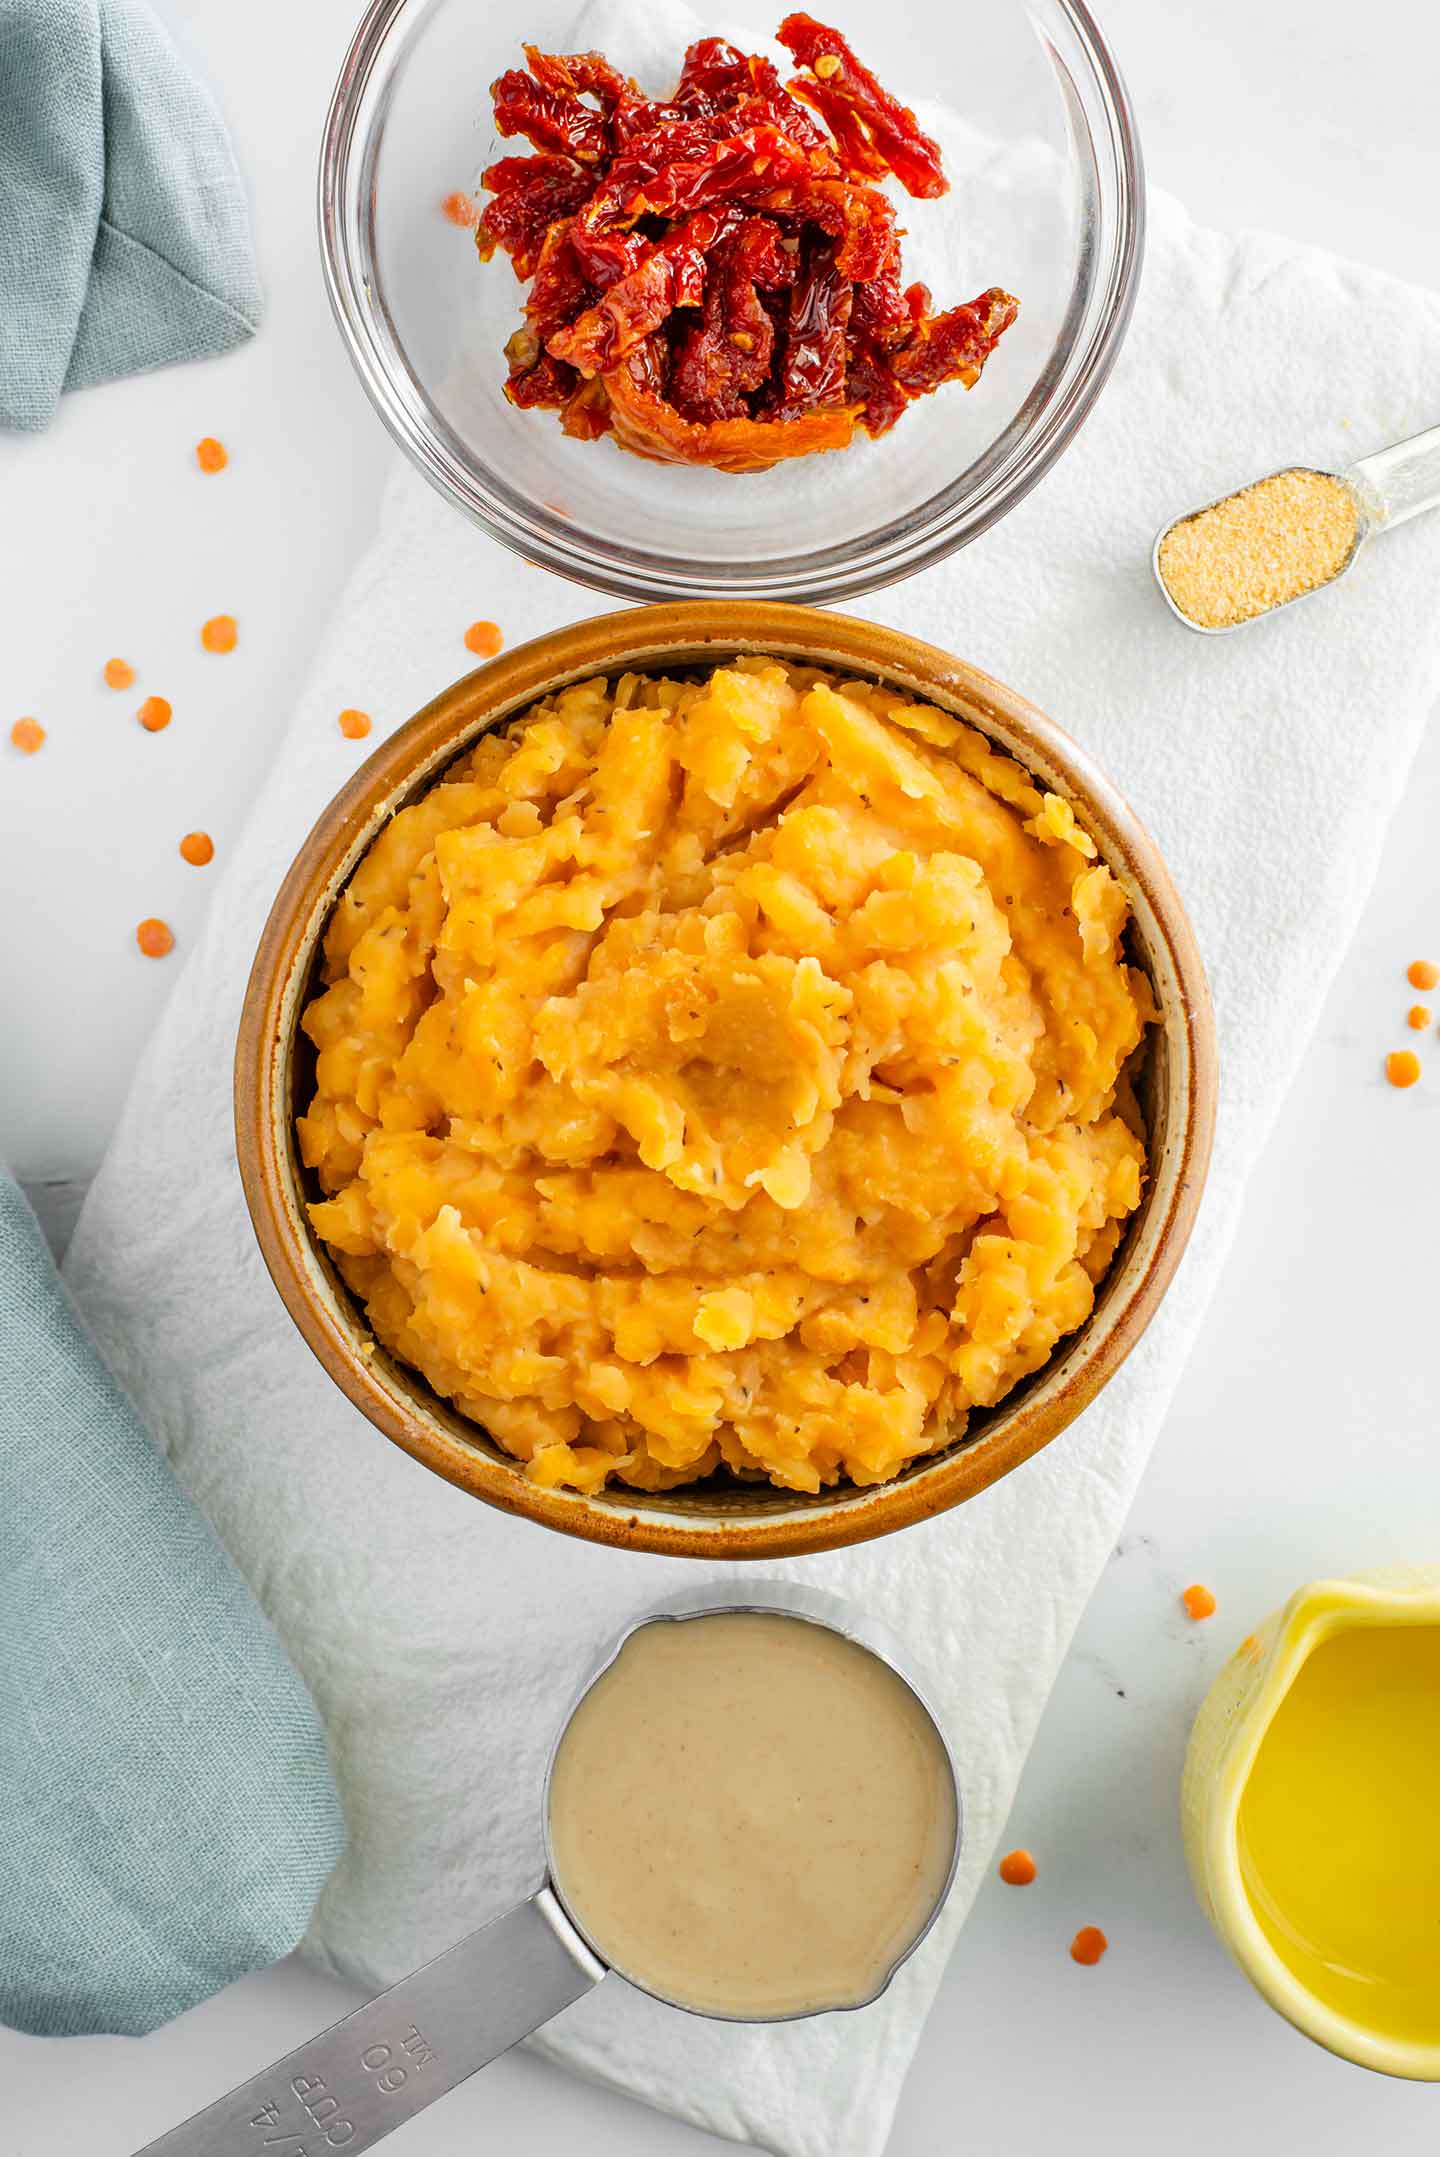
317,0,1146,603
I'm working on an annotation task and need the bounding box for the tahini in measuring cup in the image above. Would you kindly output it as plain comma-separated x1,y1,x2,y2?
134,1583,962,2156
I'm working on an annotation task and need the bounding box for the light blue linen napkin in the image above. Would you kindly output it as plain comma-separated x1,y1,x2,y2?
0,1170,346,2037
0,0,262,431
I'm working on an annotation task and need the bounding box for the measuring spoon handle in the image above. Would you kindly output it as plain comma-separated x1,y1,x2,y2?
131,1888,605,2157
1347,421,1440,530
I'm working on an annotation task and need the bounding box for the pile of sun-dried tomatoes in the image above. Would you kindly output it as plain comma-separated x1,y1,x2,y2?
477,13,1018,473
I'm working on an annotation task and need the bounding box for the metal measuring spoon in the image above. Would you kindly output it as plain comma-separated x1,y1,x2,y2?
132,1583,962,2157
1153,421,1440,632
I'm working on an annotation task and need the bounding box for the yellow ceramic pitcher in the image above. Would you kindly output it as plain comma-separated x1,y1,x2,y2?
1183,1565,1440,2080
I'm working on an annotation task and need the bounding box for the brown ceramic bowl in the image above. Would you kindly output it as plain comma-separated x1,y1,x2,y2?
236,604,1216,1559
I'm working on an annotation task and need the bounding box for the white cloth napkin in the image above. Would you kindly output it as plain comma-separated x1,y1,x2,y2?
65,50,1440,2157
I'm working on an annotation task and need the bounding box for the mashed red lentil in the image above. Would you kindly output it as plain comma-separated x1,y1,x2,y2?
298,658,1153,1495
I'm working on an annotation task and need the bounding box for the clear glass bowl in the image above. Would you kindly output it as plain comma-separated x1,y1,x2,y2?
319,0,1143,603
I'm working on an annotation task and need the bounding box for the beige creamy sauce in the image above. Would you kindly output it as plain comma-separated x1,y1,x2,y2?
547,1611,957,2017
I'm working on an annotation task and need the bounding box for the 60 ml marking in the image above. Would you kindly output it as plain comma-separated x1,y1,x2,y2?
360,2022,437,2097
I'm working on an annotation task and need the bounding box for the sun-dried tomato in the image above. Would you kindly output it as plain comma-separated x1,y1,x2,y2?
610,97,701,150
890,287,1020,393
570,122,811,287
604,109,735,174
846,232,909,345
566,114,727,282
560,376,614,440
753,178,897,283
675,38,834,151
491,69,610,163
550,208,743,374
676,35,781,108
623,333,670,401
478,155,592,279
769,238,853,416
787,76,890,180
504,341,579,411
671,217,794,421
522,46,629,112
523,223,594,341
612,84,830,159
476,16,1015,472
777,13,947,198
845,338,909,434
636,125,811,221
608,339,857,471
738,88,834,155
669,334,746,425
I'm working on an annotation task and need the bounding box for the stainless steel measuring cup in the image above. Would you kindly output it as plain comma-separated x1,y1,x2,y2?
1153,420,1440,632
133,1583,962,2157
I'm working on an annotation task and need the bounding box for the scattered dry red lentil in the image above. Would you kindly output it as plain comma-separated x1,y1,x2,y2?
1238,1633,1263,1664
463,620,504,658
137,695,172,732
201,614,238,653
196,436,228,473
136,917,174,958
1070,1926,1109,1967
998,1849,1037,1886
441,190,479,227
179,831,215,867
1407,1004,1432,1032
10,717,45,754
338,708,372,740
1407,960,1438,992
1387,1049,1422,1089
1182,1583,1217,1621
103,657,136,690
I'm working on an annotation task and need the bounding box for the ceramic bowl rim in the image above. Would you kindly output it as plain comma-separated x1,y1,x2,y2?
234,601,1217,1559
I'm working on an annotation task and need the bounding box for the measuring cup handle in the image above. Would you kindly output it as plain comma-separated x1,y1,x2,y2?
1346,422,1440,530
130,1888,605,2157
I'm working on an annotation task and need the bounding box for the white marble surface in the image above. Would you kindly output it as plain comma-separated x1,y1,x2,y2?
4,0,1440,2151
